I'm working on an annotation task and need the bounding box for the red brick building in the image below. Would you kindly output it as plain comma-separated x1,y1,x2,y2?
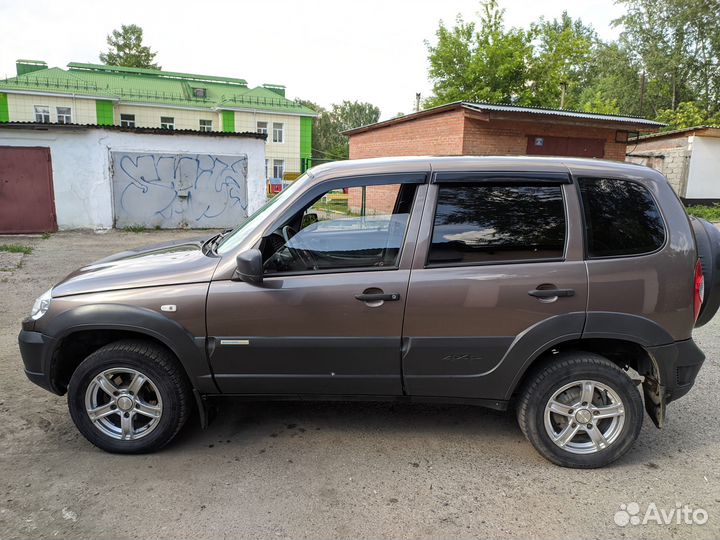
345,101,663,161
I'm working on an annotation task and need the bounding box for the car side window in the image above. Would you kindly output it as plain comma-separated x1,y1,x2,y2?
427,183,566,266
263,182,417,274
578,178,665,258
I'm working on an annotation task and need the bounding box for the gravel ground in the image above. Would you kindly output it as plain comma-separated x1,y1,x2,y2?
0,230,719,539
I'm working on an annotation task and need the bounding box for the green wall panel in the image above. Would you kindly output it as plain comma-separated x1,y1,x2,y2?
0,94,8,122
300,116,313,171
222,110,235,132
95,100,114,125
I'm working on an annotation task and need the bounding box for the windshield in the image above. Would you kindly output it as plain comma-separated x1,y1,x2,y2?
216,173,309,254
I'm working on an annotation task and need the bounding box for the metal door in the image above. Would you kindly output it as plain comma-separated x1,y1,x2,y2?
0,146,57,233
111,151,249,229
526,135,605,158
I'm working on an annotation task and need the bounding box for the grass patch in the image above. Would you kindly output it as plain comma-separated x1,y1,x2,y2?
41,232,51,240
686,204,720,222
0,244,33,255
123,225,148,233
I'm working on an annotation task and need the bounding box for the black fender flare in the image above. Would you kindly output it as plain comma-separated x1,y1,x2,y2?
503,311,674,399
44,303,218,393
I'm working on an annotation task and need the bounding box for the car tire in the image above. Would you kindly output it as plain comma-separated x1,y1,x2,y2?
691,217,720,327
517,352,643,468
67,340,192,454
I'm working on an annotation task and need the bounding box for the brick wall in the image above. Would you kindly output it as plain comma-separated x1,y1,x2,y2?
627,135,691,197
349,109,466,159
347,184,400,215
349,109,629,161
462,117,627,160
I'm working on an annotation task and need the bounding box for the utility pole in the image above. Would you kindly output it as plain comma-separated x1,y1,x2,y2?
415,93,421,112
639,71,646,117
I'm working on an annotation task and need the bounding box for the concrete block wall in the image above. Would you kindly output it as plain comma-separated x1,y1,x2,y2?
627,136,691,196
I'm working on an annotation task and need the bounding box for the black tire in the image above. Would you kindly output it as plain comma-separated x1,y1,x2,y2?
67,340,192,454
517,352,644,468
691,217,720,327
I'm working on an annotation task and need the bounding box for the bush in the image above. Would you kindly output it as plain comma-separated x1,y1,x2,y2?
686,204,720,222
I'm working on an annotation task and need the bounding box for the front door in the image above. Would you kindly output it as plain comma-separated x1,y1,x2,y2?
207,175,427,395
402,176,589,401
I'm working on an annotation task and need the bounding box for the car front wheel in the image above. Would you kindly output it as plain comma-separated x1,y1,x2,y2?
67,340,192,454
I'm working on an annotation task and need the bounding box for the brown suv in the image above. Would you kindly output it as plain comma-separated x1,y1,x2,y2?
18,157,720,468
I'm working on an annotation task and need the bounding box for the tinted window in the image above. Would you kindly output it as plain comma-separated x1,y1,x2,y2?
579,178,665,258
428,184,566,265
263,183,416,274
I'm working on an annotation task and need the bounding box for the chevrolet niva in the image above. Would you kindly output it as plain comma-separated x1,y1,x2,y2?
19,156,720,468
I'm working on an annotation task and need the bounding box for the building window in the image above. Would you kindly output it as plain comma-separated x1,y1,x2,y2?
34,106,50,123
56,107,72,124
257,121,268,135
272,122,284,143
199,119,213,132
273,159,285,179
265,159,269,179
120,114,136,128
160,116,175,130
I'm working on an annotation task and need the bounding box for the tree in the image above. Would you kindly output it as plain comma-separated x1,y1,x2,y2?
425,1,533,107
100,24,160,69
656,101,720,130
296,100,380,161
527,12,598,109
614,0,720,117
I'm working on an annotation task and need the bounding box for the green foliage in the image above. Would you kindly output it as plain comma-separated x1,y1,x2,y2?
527,12,598,109
686,204,720,222
100,24,160,69
425,1,533,107
425,0,720,124
122,225,147,233
656,101,720,130
297,99,380,161
0,244,32,254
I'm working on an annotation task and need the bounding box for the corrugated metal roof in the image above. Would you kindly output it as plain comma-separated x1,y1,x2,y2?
635,125,720,140
343,101,664,136
0,61,317,116
463,102,665,126
0,121,268,139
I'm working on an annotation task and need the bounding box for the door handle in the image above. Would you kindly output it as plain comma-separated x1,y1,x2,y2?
355,292,401,302
528,288,575,298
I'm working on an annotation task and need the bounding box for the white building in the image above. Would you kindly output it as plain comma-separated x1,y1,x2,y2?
627,126,720,203
0,123,266,232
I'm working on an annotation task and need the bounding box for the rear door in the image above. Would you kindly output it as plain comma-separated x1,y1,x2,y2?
402,172,589,401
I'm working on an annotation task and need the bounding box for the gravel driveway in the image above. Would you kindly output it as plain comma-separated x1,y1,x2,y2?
1,230,719,539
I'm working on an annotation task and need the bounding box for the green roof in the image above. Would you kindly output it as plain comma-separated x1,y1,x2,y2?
0,61,316,116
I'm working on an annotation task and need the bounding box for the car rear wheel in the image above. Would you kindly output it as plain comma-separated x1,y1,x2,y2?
67,340,192,454
517,352,644,468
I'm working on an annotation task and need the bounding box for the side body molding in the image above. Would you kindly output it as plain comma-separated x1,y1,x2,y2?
43,304,218,393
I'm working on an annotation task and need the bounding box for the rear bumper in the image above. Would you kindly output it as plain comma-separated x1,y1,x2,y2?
18,327,60,395
648,338,705,404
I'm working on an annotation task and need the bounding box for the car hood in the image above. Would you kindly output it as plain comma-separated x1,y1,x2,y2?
52,236,221,297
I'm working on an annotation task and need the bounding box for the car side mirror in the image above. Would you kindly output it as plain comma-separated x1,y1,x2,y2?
232,249,263,284
302,213,318,228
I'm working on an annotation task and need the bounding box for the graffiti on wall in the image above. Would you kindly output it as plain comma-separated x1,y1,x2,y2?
111,152,249,228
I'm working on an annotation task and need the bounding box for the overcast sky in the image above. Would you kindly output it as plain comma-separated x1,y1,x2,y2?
0,0,625,120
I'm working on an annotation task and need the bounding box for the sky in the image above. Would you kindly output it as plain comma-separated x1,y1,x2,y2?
0,0,626,120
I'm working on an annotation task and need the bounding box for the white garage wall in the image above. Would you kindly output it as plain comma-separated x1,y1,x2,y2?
0,128,266,229
686,136,720,199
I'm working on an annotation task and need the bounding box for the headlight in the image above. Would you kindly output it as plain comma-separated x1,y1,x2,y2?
30,289,53,320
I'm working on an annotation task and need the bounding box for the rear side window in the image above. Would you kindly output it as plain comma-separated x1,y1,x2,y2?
428,184,566,265
579,178,665,258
